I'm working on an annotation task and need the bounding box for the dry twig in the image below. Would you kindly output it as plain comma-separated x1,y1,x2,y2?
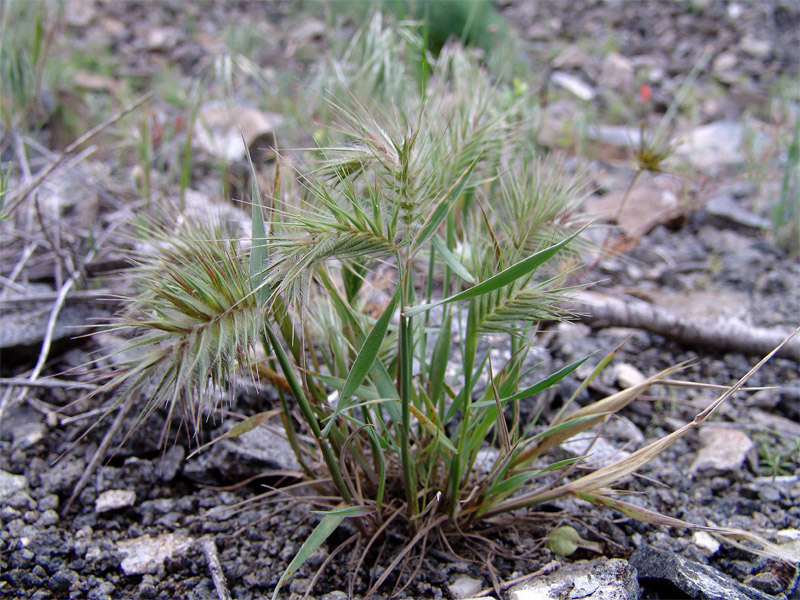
569,290,800,361
4,92,153,216
200,536,232,600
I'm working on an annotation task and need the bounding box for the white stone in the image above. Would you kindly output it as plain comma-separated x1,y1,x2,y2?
193,103,282,163
585,124,646,148
95,490,136,513
509,558,638,600
560,435,630,470
0,469,27,500
690,427,754,475
551,71,596,101
692,531,720,556
740,36,772,59
117,533,193,576
448,575,483,599
712,52,737,75
776,529,800,544
614,363,645,389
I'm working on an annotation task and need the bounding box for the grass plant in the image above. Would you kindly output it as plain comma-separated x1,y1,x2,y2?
91,15,793,598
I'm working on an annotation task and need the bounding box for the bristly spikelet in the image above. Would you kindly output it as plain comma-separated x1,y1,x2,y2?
99,221,263,439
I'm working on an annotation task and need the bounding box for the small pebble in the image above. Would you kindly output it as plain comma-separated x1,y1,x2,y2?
95,490,136,513
36,509,59,527
37,494,59,512
692,531,720,557
48,569,79,593
448,575,483,599
758,485,781,504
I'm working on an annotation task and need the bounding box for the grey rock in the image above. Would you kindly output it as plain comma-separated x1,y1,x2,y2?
759,485,782,504
703,194,769,234
630,547,774,600
0,405,47,451
87,581,115,600
36,509,59,527
40,458,86,494
22,509,39,523
37,494,59,512
673,121,766,171
0,469,27,500
692,531,720,557
0,506,22,521
155,445,185,482
560,435,631,469
509,558,638,600
690,427,755,475
183,421,300,485
0,286,95,364
48,569,79,594
4,490,36,510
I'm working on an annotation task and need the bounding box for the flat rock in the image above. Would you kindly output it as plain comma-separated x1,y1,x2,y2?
193,103,282,163
0,288,95,365
509,558,638,600
704,193,769,234
672,120,766,171
40,458,86,495
0,404,47,450
0,469,28,500
585,178,679,236
560,435,630,470
690,427,754,475
183,421,300,485
630,547,773,600
117,533,193,576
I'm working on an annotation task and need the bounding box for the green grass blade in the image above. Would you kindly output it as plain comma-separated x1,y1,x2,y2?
429,309,452,415
432,235,474,283
405,228,583,317
271,505,371,600
322,289,399,438
498,355,590,405
244,132,270,307
412,156,480,252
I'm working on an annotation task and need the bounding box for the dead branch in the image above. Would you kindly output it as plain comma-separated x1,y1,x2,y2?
568,290,800,362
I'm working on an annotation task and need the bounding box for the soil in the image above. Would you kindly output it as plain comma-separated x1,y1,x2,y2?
1,2,799,600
